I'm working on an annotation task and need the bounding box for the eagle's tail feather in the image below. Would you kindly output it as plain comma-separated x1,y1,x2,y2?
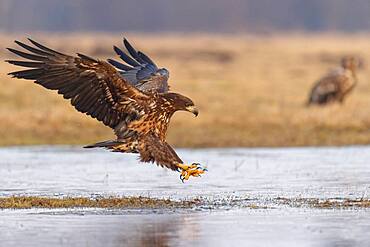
84,140,123,149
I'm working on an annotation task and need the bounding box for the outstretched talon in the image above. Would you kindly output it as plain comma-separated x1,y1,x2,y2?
177,163,207,182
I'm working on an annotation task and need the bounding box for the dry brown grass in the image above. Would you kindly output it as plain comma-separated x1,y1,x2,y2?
2,196,370,209
276,197,370,209
1,32,370,147
0,196,194,209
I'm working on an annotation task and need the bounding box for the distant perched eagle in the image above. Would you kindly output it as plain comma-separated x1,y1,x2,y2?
7,38,206,182
307,56,361,106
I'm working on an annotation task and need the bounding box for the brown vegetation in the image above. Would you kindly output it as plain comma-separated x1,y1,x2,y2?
2,196,370,209
1,33,370,147
0,196,194,209
276,197,370,209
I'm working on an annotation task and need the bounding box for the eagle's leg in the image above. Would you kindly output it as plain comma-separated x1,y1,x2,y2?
177,163,207,182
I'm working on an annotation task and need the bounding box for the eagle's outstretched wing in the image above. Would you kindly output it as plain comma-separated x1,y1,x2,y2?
6,39,149,129
107,38,169,93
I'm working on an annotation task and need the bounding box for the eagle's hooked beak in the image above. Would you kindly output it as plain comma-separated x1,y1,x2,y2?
186,105,199,117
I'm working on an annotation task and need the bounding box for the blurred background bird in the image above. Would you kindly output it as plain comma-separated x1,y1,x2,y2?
307,56,363,106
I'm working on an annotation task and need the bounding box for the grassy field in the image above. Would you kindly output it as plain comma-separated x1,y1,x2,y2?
1,33,370,148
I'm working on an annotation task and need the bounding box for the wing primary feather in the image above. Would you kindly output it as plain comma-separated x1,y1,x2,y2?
5,60,45,68
137,51,157,67
107,58,132,71
7,48,46,61
9,69,44,79
39,70,76,83
14,40,54,57
113,46,140,67
123,38,146,64
27,38,65,55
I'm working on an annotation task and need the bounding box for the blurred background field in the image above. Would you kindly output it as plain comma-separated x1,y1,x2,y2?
1,33,370,147
2,0,370,147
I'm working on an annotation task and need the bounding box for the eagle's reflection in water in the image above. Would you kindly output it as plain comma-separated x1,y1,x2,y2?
0,211,201,247
24,210,200,247
116,213,199,247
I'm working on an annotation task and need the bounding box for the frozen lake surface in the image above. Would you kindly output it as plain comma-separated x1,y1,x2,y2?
1,145,370,246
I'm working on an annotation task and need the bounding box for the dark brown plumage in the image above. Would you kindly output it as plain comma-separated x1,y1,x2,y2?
307,56,361,106
6,38,206,182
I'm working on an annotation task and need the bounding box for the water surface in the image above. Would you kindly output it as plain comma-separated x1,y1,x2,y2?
1,146,370,246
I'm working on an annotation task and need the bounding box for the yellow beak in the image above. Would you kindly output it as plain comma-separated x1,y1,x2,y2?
186,105,199,117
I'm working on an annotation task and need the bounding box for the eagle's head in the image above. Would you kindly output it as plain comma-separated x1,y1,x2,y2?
341,56,363,72
164,93,199,117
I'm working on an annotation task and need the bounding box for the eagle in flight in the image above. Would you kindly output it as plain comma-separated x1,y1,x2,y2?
7,38,206,182
307,56,361,106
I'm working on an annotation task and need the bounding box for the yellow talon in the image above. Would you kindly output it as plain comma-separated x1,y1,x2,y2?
177,163,207,182
177,163,198,171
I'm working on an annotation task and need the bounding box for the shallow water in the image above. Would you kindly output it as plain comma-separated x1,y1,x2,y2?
1,146,370,246
1,208,370,247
